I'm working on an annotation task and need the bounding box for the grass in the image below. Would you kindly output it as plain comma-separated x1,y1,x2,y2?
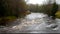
0,16,17,26
6,16,16,21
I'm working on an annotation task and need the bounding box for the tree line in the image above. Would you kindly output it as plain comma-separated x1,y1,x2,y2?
28,0,59,19
0,0,29,18
0,0,30,26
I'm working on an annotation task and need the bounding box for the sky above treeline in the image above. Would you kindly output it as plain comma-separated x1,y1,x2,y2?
25,0,60,4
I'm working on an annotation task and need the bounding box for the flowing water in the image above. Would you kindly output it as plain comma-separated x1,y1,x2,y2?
0,13,60,33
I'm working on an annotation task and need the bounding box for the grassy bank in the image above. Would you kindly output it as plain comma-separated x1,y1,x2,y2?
0,16,17,26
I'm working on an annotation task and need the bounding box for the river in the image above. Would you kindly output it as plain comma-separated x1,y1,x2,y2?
0,13,60,33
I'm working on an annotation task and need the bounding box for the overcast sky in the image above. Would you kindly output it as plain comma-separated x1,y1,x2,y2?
25,0,60,4
56,0,60,4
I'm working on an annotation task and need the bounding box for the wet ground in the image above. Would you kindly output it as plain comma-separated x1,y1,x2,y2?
0,13,60,33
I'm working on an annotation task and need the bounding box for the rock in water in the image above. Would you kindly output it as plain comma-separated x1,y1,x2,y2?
46,24,58,29
52,26,59,30
51,25,58,28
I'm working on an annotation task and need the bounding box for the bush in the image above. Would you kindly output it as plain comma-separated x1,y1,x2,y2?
55,11,60,18
0,16,16,26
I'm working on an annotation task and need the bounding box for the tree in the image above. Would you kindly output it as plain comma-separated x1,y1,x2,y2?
51,2,58,19
28,4,43,13
47,0,58,19
0,0,28,18
16,0,29,18
43,0,58,19
0,0,28,26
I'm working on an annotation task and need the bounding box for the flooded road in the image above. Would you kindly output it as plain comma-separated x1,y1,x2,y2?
0,13,60,33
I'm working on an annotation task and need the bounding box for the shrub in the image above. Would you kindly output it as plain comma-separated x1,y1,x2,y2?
0,16,16,26
55,11,60,18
